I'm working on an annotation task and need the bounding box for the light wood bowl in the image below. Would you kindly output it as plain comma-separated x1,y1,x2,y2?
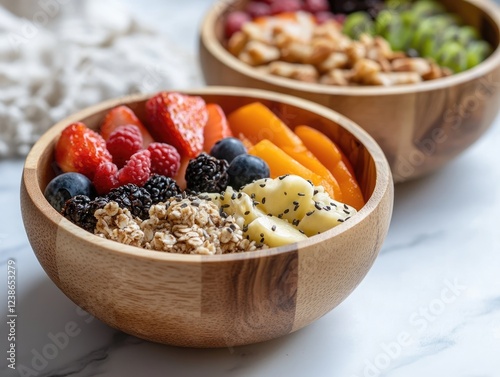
199,0,500,182
21,87,393,348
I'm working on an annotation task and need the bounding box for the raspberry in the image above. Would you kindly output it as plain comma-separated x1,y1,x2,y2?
270,0,303,14
93,162,119,195
117,149,151,187
303,0,329,13
106,125,143,168
147,142,181,178
225,11,252,38
246,2,271,18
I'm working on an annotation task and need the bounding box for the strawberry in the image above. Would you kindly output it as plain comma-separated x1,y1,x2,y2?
147,142,181,178
100,105,154,147
145,92,208,158
117,149,151,187
106,125,143,168
55,122,112,180
93,162,119,195
203,103,233,153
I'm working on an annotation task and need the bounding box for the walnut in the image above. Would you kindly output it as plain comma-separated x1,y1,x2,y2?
267,61,319,82
239,40,281,66
316,52,349,72
391,58,432,76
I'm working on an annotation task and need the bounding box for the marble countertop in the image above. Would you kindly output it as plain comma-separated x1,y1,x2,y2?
1,1,500,376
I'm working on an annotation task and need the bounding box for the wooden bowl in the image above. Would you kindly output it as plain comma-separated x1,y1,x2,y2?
21,87,393,348
199,0,500,182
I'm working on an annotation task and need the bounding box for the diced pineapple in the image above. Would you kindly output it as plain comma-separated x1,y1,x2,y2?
220,186,265,228
245,215,307,247
242,175,314,222
298,191,356,236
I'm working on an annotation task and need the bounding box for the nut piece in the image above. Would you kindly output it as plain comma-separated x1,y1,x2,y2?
227,31,248,56
392,58,432,76
351,58,382,84
228,11,453,86
267,61,319,82
239,40,281,66
320,69,352,86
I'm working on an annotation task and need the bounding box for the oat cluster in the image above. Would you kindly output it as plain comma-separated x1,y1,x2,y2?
227,12,451,86
94,197,264,255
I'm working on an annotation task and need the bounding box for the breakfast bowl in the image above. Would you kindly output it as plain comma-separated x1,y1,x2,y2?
199,0,500,182
21,87,393,348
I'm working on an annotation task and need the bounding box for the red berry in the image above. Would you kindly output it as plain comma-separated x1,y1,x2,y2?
333,13,346,24
145,92,208,158
147,142,181,178
117,149,151,187
93,162,119,195
246,2,272,18
100,105,154,147
225,11,252,38
315,11,336,24
270,0,303,14
106,125,143,168
55,122,112,180
303,0,329,13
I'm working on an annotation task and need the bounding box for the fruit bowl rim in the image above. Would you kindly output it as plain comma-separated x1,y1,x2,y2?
23,86,392,264
200,0,500,96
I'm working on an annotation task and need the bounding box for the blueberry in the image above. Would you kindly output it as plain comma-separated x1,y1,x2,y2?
210,137,247,163
227,154,270,190
44,172,96,213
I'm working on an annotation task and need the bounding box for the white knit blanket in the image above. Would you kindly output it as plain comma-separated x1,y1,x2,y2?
0,0,202,158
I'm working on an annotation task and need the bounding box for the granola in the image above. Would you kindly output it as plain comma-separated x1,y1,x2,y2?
94,197,264,255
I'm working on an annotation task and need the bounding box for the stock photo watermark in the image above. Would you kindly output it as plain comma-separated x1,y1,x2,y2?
8,0,72,51
6,259,17,371
351,278,467,377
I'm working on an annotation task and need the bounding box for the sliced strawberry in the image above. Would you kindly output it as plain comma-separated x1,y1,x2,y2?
94,162,119,195
100,105,154,147
203,103,233,153
117,149,151,187
55,122,112,180
145,92,208,158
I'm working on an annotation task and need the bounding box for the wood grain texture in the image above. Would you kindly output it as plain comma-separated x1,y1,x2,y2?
21,88,393,347
199,0,500,183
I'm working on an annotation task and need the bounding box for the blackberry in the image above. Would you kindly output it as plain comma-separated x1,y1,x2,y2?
62,195,110,233
144,174,181,204
106,184,152,219
62,195,94,233
185,153,229,193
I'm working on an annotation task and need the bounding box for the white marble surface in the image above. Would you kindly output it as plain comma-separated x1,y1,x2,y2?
1,1,500,376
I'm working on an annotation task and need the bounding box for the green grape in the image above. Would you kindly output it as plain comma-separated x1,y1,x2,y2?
411,0,446,19
343,12,374,40
466,40,493,68
376,10,412,52
437,41,468,73
386,0,412,11
401,9,417,28
411,17,439,50
457,26,480,46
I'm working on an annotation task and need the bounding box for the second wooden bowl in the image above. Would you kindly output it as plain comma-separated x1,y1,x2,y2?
199,0,500,182
21,87,393,348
